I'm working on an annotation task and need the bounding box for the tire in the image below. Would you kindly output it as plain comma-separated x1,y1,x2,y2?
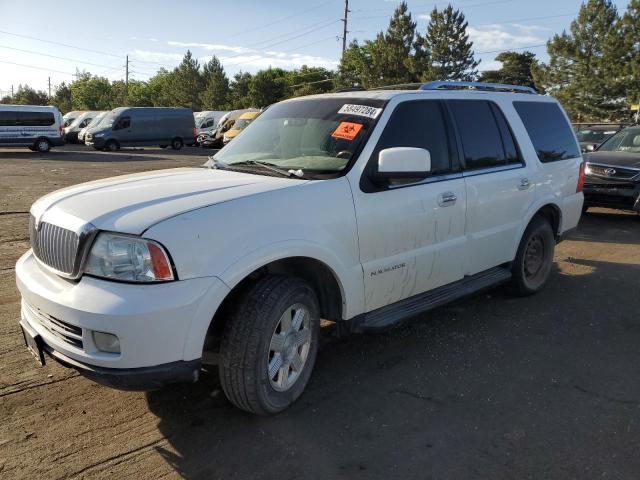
509,215,555,296
219,275,320,415
159,145,168,149
170,137,183,150
104,140,119,152
34,138,51,152
28,146,36,151
93,146,103,151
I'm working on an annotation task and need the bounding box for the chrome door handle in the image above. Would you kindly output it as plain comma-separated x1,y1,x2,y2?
518,178,530,190
438,192,457,207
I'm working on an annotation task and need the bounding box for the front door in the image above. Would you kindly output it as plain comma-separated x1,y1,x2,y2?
350,100,467,312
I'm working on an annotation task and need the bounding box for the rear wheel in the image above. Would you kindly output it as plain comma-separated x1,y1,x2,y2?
219,275,320,415
34,138,51,152
510,215,555,296
104,140,119,152
171,137,183,150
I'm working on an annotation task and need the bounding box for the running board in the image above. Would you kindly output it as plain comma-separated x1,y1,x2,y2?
352,266,512,332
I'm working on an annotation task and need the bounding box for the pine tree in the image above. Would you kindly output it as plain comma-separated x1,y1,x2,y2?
479,51,538,88
536,0,624,121
229,72,253,109
248,68,288,108
422,5,478,81
169,51,203,110
620,0,640,111
200,56,230,110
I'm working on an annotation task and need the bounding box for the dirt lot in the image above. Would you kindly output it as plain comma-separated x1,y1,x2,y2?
1,145,639,479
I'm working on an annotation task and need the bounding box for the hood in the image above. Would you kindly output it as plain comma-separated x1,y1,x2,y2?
584,151,640,169
31,168,306,234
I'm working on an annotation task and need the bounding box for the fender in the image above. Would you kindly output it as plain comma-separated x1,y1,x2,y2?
509,194,563,259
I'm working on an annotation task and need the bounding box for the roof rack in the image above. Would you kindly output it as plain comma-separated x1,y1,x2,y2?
373,83,422,91
420,81,537,94
335,87,366,93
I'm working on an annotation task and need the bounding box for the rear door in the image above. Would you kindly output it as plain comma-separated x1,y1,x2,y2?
448,99,534,275
351,100,467,311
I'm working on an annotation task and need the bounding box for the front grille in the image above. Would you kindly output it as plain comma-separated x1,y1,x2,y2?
29,215,80,275
587,163,640,181
585,182,636,190
25,302,83,349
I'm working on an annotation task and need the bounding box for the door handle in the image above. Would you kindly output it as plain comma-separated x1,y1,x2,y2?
438,192,457,207
518,178,531,190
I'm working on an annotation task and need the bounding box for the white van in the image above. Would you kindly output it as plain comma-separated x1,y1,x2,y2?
0,105,65,152
194,110,229,136
65,111,102,143
78,112,108,144
62,111,82,128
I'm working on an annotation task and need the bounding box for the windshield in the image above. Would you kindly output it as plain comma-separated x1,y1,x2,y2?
100,110,121,129
597,128,640,153
576,129,616,143
86,112,107,128
63,117,76,127
211,98,385,173
232,118,254,129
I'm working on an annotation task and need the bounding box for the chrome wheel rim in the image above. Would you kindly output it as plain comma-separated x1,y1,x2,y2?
524,234,545,278
268,303,312,392
38,141,47,151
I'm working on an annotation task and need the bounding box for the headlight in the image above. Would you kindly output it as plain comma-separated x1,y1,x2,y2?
94,132,105,137
84,233,174,282
584,164,592,175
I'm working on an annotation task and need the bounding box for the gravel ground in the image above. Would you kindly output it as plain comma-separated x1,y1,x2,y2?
1,145,639,479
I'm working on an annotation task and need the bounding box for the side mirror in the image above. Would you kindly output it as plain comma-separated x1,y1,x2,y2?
373,147,431,184
586,144,596,152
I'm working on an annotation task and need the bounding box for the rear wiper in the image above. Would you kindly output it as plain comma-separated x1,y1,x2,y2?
232,160,305,178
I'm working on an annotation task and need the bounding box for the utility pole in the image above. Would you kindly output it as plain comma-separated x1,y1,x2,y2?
11,85,14,97
125,55,129,94
48,77,51,98
341,0,349,55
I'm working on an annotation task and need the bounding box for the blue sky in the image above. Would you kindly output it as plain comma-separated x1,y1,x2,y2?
0,0,632,96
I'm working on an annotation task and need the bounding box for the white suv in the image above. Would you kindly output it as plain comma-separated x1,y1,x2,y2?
16,82,585,415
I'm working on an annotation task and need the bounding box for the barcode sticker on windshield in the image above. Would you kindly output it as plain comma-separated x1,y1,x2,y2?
338,104,382,119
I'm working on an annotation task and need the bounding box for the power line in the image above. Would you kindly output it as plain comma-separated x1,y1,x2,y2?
0,59,76,76
0,44,124,71
0,29,121,58
476,44,547,55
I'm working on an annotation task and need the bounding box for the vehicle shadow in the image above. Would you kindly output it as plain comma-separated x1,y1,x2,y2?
146,258,640,479
567,209,640,245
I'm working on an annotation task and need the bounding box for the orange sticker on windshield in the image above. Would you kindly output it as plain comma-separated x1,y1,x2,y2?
332,122,363,140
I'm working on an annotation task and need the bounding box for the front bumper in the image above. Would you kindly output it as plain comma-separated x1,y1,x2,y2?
85,136,105,148
584,182,640,211
16,250,228,389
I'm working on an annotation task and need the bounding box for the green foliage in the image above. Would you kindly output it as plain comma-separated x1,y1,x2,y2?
248,68,288,108
288,66,335,97
479,51,538,88
421,5,478,81
70,72,113,110
535,0,626,121
167,51,204,110
1,85,49,105
200,56,230,110
229,71,253,109
620,0,640,106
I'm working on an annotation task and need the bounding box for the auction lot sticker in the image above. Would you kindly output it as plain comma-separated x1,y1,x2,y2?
332,122,364,140
338,104,383,119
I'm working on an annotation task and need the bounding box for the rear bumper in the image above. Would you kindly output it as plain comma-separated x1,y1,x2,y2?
584,183,640,211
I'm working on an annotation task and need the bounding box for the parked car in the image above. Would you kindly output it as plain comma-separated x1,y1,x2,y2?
198,109,257,148
583,126,640,213
77,111,108,144
194,110,229,137
574,124,621,152
85,107,196,151
64,111,102,143
16,81,584,415
0,104,65,152
223,110,260,145
62,111,82,128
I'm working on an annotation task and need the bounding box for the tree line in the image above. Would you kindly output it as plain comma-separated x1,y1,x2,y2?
2,0,638,122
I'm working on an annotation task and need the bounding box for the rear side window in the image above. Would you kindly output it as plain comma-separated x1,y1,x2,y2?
0,111,55,126
449,100,520,170
513,101,580,162
371,100,453,174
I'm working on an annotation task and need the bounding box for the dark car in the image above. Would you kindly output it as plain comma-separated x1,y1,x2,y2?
575,125,621,152
583,126,640,213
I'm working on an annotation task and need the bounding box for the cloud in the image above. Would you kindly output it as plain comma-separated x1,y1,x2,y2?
167,40,252,54
468,24,545,52
148,38,158,42
130,49,184,63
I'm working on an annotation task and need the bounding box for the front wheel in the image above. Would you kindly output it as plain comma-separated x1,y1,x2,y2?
104,140,119,152
509,215,555,296
219,275,320,415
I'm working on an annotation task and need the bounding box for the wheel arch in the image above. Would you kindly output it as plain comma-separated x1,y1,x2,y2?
199,255,347,362
510,200,563,261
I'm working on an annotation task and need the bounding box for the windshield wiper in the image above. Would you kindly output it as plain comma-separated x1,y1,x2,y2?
231,160,305,178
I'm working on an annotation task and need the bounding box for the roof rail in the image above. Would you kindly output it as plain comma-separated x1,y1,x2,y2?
335,87,366,93
373,83,423,91
420,81,537,94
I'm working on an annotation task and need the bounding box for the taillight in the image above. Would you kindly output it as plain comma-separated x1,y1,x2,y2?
59,125,64,137
576,161,585,193
193,127,197,138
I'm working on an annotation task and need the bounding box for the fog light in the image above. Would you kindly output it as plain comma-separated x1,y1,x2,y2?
92,331,121,354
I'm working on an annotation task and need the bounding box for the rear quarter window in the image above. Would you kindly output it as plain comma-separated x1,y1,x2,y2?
513,101,580,162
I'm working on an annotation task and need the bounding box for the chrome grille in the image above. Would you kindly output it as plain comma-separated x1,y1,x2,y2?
29,215,80,275
25,302,83,349
586,163,640,180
